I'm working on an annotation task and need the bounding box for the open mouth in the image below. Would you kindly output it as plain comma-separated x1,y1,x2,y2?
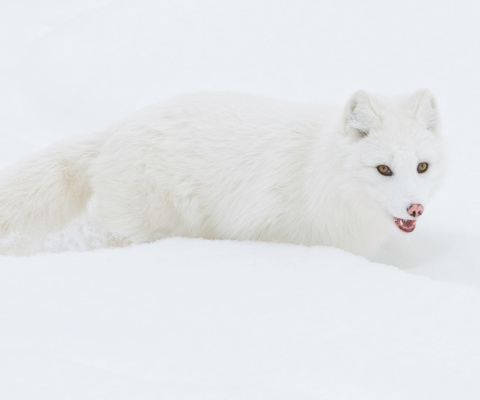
394,217,416,233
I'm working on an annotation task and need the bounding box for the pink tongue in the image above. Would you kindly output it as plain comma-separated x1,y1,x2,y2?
394,218,416,232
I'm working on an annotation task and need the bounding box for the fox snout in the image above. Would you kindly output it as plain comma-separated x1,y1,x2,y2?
407,203,424,218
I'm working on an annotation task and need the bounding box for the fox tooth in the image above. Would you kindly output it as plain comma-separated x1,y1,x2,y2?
400,220,404,226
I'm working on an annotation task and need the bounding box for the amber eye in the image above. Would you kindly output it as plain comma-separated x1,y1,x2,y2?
417,162,429,173
377,165,393,176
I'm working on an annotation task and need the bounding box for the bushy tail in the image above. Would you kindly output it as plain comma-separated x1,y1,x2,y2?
0,132,110,237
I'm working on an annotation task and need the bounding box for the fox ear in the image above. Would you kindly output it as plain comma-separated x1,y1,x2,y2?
344,91,378,139
413,89,439,133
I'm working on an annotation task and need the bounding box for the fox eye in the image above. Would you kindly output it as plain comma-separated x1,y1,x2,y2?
417,162,428,173
377,165,393,176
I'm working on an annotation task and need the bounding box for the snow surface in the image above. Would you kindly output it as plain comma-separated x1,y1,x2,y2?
1,1,480,398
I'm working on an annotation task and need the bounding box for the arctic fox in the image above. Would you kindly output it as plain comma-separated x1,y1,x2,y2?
0,90,446,256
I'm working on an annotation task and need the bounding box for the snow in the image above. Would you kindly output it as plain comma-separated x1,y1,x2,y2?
1,1,480,398
3,240,480,399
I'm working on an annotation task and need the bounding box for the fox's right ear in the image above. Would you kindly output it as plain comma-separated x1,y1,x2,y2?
344,91,378,139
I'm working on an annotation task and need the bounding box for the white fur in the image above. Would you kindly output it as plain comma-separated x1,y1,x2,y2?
0,91,446,256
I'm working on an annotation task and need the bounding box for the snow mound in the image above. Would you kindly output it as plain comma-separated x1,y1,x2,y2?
1,239,480,399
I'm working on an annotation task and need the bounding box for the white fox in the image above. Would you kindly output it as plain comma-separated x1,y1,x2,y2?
0,91,446,256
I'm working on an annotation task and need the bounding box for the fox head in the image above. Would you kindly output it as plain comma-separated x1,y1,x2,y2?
339,89,447,235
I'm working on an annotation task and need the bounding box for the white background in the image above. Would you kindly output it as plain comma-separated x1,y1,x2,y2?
1,1,480,398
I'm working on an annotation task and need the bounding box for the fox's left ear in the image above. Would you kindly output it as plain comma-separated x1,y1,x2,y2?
413,89,439,133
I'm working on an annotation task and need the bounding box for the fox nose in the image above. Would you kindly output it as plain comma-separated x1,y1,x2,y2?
407,203,424,218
